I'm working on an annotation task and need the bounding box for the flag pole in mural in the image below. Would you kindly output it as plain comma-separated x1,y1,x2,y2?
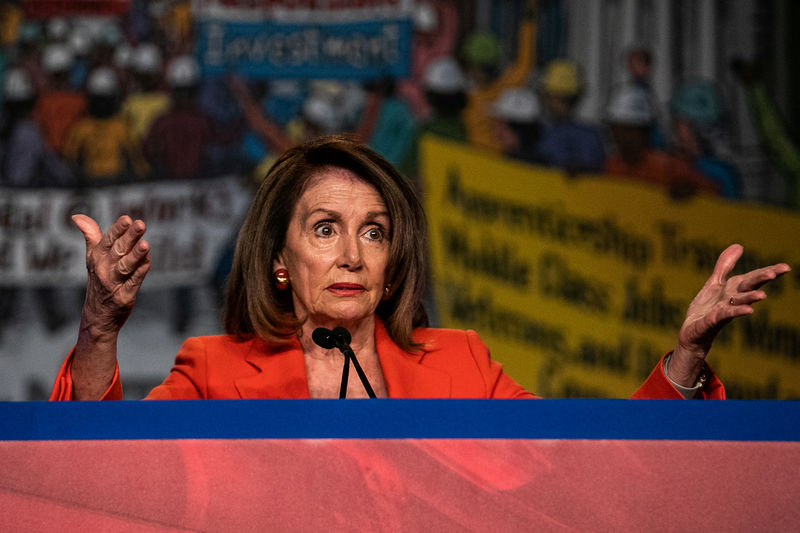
194,0,414,80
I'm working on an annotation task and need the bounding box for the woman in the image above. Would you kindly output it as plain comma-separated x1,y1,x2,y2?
51,136,790,400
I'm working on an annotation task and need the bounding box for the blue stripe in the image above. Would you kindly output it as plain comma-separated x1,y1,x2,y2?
1,400,799,441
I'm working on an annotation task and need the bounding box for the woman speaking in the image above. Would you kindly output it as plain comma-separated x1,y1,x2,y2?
51,136,790,400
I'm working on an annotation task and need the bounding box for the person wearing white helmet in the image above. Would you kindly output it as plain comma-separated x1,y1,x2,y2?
399,56,468,179
1,68,73,187
0,68,75,336
397,0,459,119
144,54,212,181
62,66,148,185
144,54,213,333
605,82,719,199
670,80,742,199
67,25,94,89
489,86,542,163
357,76,417,169
462,0,537,155
46,17,70,43
535,59,605,174
34,43,87,155
121,43,170,142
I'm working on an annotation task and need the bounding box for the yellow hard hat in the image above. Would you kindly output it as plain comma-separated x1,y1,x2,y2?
542,59,582,96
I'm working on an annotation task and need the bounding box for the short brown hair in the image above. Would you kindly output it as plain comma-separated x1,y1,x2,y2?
223,135,429,351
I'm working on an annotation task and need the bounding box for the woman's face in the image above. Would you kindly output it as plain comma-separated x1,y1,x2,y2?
275,167,391,327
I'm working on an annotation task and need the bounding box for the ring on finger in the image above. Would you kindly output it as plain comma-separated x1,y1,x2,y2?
729,296,735,305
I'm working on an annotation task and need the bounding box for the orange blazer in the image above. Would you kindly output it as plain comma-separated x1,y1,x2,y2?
51,320,723,400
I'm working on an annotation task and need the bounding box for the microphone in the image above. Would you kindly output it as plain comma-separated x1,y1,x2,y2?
332,326,350,347
311,326,376,399
312,327,336,349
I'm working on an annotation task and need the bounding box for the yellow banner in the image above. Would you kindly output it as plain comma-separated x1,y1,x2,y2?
421,136,800,399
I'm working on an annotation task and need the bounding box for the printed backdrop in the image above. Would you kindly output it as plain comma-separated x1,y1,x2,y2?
421,136,800,399
0,176,252,287
194,0,413,79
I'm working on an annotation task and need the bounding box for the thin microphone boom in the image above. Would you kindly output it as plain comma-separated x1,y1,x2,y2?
312,327,376,398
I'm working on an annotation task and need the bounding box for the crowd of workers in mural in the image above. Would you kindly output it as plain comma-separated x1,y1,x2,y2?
0,1,796,341
3,0,788,204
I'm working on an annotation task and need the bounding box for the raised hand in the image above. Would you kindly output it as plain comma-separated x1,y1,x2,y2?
70,214,151,399
669,244,791,387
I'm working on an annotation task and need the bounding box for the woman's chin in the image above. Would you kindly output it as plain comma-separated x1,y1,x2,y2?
308,305,377,328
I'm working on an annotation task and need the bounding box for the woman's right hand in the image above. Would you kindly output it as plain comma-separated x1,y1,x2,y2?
69,214,151,399
73,214,151,341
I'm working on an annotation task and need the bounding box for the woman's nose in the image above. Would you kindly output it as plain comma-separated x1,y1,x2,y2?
336,233,362,270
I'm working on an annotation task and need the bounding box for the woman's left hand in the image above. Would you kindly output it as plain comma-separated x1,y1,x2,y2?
669,244,791,387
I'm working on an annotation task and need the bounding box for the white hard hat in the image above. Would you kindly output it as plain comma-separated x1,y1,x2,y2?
269,79,301,98
46,17,70,41
309,79,345,101
97,22,122,46
42,43,75,73
303,96,344,133
413,2,438,33
606,83,653,125
423,56,467,93
166,55,201,88
68,26,93,57
87,67,119,96
113,42,133,68
491,87,540,122
340,82,366,129
132,43,163,74
3,68,35,101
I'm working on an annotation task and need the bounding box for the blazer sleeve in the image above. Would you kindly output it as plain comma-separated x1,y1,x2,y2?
49,338,210,401
631,352,725,399
144,337,208,400
464,330,538,399
49,347,123,401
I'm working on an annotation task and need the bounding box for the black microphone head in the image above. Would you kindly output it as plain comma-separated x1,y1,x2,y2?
332,326,351,346
312,327,336,349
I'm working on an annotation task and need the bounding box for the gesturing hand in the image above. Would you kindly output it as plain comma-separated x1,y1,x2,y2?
670,243,791,387
73,214,151,341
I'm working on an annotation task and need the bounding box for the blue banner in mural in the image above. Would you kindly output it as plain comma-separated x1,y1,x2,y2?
195,18,412,79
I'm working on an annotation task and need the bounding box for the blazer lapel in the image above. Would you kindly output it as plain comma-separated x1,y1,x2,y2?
375,322,452,398
234,338,311,399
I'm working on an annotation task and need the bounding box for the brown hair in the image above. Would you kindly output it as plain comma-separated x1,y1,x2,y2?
223,135,429,351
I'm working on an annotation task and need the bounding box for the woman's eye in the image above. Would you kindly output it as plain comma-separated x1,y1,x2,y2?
314,223,334,237
364,227,384,242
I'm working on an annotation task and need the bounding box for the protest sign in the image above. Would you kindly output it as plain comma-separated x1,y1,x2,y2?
0,177,252,287
421,136,800,399
194,0,413,79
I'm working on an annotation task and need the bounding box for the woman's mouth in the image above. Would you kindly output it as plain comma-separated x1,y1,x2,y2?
327,283,366,296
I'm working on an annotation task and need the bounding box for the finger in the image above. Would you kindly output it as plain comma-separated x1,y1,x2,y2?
109,219,147,260
709,243,743,285
71,214,103,248
736,263,792,292
729,289,767,307
98,215,134,252
115,239,150,279
118,255,151,301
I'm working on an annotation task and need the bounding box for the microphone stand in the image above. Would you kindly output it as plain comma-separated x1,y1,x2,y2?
313,327,376,399
335,339,376,399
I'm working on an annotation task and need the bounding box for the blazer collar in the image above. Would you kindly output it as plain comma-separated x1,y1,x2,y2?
235,337,311,399
234,320,452,399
